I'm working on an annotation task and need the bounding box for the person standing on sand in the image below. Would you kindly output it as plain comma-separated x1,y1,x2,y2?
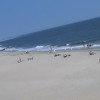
17,57,22,63
49,46,53,53
19,57,22,62
53,49,56,54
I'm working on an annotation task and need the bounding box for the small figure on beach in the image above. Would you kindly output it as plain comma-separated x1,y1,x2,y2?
63,54,67,58
25,51,29,54
89,51,95,55
17,57,22,63
87,43,93,49
54,53,61,57
27,57,33,61
49,46,53,53
53,49,56,54
63,54,71,58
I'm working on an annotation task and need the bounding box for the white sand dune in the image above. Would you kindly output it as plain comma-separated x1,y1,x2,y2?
0,50,100,100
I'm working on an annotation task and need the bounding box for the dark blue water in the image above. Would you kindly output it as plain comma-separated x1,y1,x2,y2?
0,17,100,51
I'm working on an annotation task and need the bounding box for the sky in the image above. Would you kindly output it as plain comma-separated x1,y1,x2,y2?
0,0,100,41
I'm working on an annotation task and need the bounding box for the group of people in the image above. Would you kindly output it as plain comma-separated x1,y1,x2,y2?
89,51,95,55
17,57,33,63
54,53,71,58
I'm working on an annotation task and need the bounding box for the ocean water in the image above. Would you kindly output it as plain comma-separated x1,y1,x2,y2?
0,17,100,51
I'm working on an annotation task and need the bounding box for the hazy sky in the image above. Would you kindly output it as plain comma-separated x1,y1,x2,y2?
0,0,100,41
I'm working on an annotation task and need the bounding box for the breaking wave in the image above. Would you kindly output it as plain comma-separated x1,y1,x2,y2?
1,43,100,52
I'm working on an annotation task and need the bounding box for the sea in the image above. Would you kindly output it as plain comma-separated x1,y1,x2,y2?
0,17,100,52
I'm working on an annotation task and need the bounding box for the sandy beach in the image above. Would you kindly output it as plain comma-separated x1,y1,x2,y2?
0,50,100,100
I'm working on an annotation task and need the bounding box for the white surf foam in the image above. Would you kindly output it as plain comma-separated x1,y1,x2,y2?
1,43,100,52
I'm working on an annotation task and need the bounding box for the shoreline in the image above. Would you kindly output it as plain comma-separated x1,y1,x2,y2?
0,48,100,55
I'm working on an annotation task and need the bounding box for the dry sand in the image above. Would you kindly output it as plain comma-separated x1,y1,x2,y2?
0,50,100,100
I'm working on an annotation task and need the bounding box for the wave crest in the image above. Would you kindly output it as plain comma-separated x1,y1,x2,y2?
0,43,100,52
